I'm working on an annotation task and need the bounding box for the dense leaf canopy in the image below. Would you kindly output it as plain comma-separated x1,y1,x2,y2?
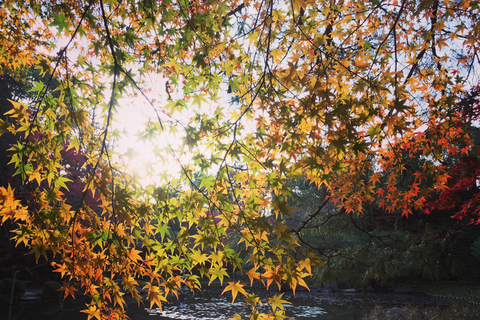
0,0,479,318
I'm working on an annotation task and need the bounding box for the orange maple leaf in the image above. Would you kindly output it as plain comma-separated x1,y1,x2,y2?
60,282,78,299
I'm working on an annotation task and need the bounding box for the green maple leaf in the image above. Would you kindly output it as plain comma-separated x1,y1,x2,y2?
157,224,171,242
192,93,208,107
31,244,47,263
54,176,72,191
199,176,215,191
49,13,69,34
28,81,44,96
208,264,229,285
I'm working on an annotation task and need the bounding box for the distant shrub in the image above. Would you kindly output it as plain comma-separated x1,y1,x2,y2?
363,303,480,320
471,237,480,260
42,281,62,297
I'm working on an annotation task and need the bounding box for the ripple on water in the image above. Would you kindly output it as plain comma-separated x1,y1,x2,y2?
144,293,330,320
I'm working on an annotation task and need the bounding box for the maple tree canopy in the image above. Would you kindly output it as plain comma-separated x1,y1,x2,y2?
0,0,479,319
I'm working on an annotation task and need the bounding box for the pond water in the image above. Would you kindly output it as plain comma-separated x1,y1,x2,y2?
4,286,452,320
126,289,368,320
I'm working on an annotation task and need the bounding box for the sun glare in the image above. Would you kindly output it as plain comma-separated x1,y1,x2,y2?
112,104,180,186
110,72,237,189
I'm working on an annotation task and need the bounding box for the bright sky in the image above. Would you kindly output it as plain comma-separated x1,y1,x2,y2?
112,86,187,187
111,74,228,188
44,29,194,187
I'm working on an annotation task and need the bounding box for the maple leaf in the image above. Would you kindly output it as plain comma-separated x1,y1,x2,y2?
190,250,209,265
263,266,283,291
258,196,271,210
143,283,168,310
267,294,291,312
52,262,69,278
31,244,47,263
369,173,380,186
376,188,385,197
292,273,311,294
49,12,69,34
297,258,312,275
192,93,208,107
127,248,143,263
54,176,72,191
59,282,78,299
123,276,139,292
210,251,225,265
208,264,229,285
246,266,262,286
81,304,101,320
221,281,248,303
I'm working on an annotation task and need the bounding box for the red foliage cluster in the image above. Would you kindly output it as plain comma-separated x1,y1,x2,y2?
425,156,480,224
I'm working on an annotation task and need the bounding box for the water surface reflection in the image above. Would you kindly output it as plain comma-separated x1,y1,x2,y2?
127,289,368,320
6,286,451,320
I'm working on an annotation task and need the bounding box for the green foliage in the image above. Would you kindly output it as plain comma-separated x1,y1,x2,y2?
42,281,62,297
285,176,480,288
472,237,480,260
363,304,480,320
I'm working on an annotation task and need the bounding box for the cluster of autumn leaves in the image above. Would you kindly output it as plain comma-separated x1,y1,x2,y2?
0,0,480,319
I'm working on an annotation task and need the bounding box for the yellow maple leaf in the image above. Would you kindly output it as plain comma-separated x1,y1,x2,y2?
81,304,101,320
297,258,312,275
143,283,168,310
190,250,209,266
221,281,248,303
267,293,291,312
246,266,261,286
127,248,142,263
